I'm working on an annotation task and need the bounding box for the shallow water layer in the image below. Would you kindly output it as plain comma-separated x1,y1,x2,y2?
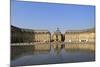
11,43,95,66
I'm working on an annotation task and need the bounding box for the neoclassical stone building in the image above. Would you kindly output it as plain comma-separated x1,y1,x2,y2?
52,28,63,42
64,28,95,43
11,25,23,43
11,25,51,43
79,28,95,42
64,31,79,42
11,25,95,43
33,30,51,42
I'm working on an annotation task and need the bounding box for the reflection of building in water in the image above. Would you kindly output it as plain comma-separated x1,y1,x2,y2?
34,43,50,52
64,28,95,43
11,45,50,60
64,43,95,51
52,28,63,42
11,25,51,43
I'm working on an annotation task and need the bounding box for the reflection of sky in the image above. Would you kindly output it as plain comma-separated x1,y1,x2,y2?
11,0,95,33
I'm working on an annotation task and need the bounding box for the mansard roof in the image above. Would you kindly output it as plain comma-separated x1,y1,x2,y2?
11,25,21,32
65,28,95,34
11,25,50,34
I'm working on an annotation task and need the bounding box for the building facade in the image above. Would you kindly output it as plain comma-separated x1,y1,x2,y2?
33,30,51,42
52,28,62,42
11,26,23,43
64,31,79,42
64,28,95,43
11,25,95,43
11,25,51,43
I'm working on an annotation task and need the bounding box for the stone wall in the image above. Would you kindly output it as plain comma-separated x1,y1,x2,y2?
11,25,51,43
64,29,95,43
11,25,95,43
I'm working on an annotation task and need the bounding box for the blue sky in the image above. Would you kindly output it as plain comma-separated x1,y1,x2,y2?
11,0,95,33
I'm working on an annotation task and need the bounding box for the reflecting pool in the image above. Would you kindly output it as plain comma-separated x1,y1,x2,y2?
11,43,95,66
